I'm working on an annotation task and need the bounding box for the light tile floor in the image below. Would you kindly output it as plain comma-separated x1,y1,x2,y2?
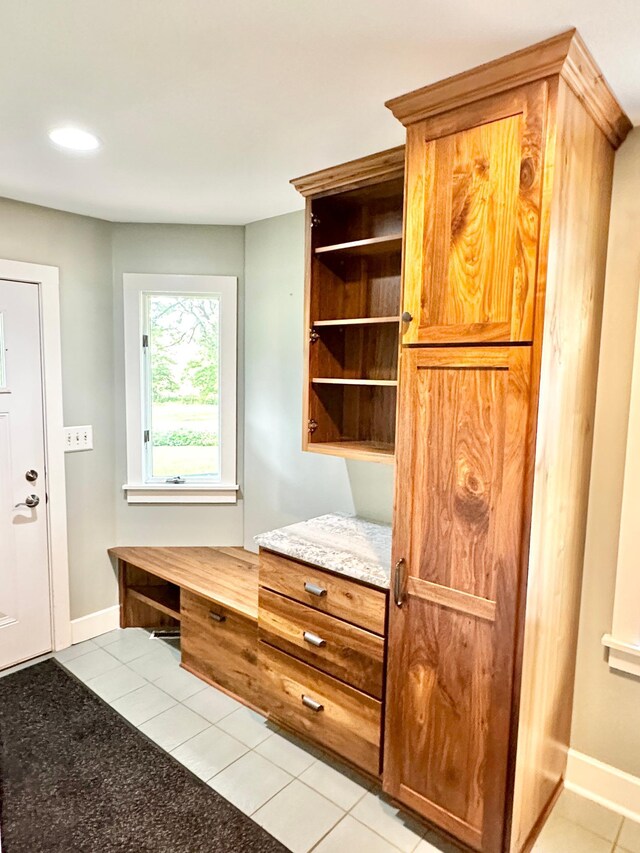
2,628,639,853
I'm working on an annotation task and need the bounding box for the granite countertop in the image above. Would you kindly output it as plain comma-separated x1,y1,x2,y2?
254,512,391,589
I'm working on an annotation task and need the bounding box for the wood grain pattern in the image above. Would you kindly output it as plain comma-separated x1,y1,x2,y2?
402,84,545,345
258,587,385,698
109,546,258,620
298,151,403,463
508,80,616,853
259,549,387,635
385,30,631,149
181,589,262,711
407,577,496,622
259,641,382,775
310,322,399,382
308,382,397,452
118,561,179,629
304,438,395,464
128,585,181,622
385,34,626,852
291,146,405,197
385,346,531,853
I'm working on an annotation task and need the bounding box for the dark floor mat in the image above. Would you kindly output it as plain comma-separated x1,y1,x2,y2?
0,659,288,853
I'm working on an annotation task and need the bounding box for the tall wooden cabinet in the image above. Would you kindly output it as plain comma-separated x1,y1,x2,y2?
384,30,631,853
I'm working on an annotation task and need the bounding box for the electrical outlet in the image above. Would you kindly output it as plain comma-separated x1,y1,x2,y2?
63,425,93,452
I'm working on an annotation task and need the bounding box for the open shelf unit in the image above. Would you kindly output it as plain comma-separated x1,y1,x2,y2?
119,560,181,629
292,147,405,463
128,584,181,621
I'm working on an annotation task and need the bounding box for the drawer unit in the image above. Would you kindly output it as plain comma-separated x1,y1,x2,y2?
181,589,261,708
260,642,382,776
259,587,384,698
259,549,386,635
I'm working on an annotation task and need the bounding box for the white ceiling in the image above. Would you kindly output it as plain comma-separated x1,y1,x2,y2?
0,0,638,225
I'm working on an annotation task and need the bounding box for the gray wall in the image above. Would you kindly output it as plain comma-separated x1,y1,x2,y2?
0,197,116,620
243,210,394,552
570,128,640,777
111,223,246,548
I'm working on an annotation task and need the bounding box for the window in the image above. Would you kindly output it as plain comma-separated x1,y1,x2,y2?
123,274,238,504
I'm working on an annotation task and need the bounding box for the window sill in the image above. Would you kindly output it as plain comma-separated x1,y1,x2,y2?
122,483,239,505
602,634,640,678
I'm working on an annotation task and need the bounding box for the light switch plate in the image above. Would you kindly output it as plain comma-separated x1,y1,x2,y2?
63,425,93,452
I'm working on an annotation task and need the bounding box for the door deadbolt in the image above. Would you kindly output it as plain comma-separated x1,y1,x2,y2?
25,469,38,482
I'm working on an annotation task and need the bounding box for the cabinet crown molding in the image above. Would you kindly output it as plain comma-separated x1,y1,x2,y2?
291,145,405,198
385,29,632,149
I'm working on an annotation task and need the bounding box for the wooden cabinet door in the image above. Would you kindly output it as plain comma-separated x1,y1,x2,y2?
402,83,547,344
384,346,531,853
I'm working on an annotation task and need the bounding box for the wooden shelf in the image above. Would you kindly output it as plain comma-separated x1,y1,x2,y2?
313,316,400,327
308,440,395,464
312,378,398,387
297,152,404,463
315,234,402,258
128,584,181,622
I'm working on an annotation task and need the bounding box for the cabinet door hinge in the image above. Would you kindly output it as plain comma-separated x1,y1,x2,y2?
307,419,318,434
309,328,320,344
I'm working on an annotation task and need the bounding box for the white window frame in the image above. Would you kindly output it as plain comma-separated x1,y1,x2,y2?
602,286,640,677
122,273,238,504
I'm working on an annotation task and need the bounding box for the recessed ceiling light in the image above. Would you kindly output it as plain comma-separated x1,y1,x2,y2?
48,126,101,152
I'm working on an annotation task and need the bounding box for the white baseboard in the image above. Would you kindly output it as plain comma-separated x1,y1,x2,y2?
565,748,640,823
70,605,120,645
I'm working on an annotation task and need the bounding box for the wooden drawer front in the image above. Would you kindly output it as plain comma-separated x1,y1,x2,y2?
260,642,381,776
259,587,384,699
181,589,260,709
259,549,387,635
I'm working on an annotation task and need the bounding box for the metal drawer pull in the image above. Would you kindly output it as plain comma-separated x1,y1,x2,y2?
209,611,226,623
302,694,324,712
303,631,326,648
304,581,327,597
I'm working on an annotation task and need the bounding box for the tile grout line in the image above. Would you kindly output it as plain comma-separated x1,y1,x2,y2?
64,634,423,852
610,813,625,853
343,791,429,851
261,778,346,850
171,721,249,768
305,810,409,853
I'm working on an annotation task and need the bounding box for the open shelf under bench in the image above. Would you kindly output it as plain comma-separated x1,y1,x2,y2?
128,584,181,621
110,545,259,622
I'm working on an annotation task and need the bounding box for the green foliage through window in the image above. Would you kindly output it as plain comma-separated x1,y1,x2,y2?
153,430,218,447
146,292,221,479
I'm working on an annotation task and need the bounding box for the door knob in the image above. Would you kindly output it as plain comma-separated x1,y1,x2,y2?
15,494,40,508
25,469,38,482
401,311,413,323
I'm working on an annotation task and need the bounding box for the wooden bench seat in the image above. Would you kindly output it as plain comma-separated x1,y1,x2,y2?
109,545,259,622
109,545,264,710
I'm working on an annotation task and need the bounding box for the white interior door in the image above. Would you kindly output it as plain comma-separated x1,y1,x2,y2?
0,279,51,669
